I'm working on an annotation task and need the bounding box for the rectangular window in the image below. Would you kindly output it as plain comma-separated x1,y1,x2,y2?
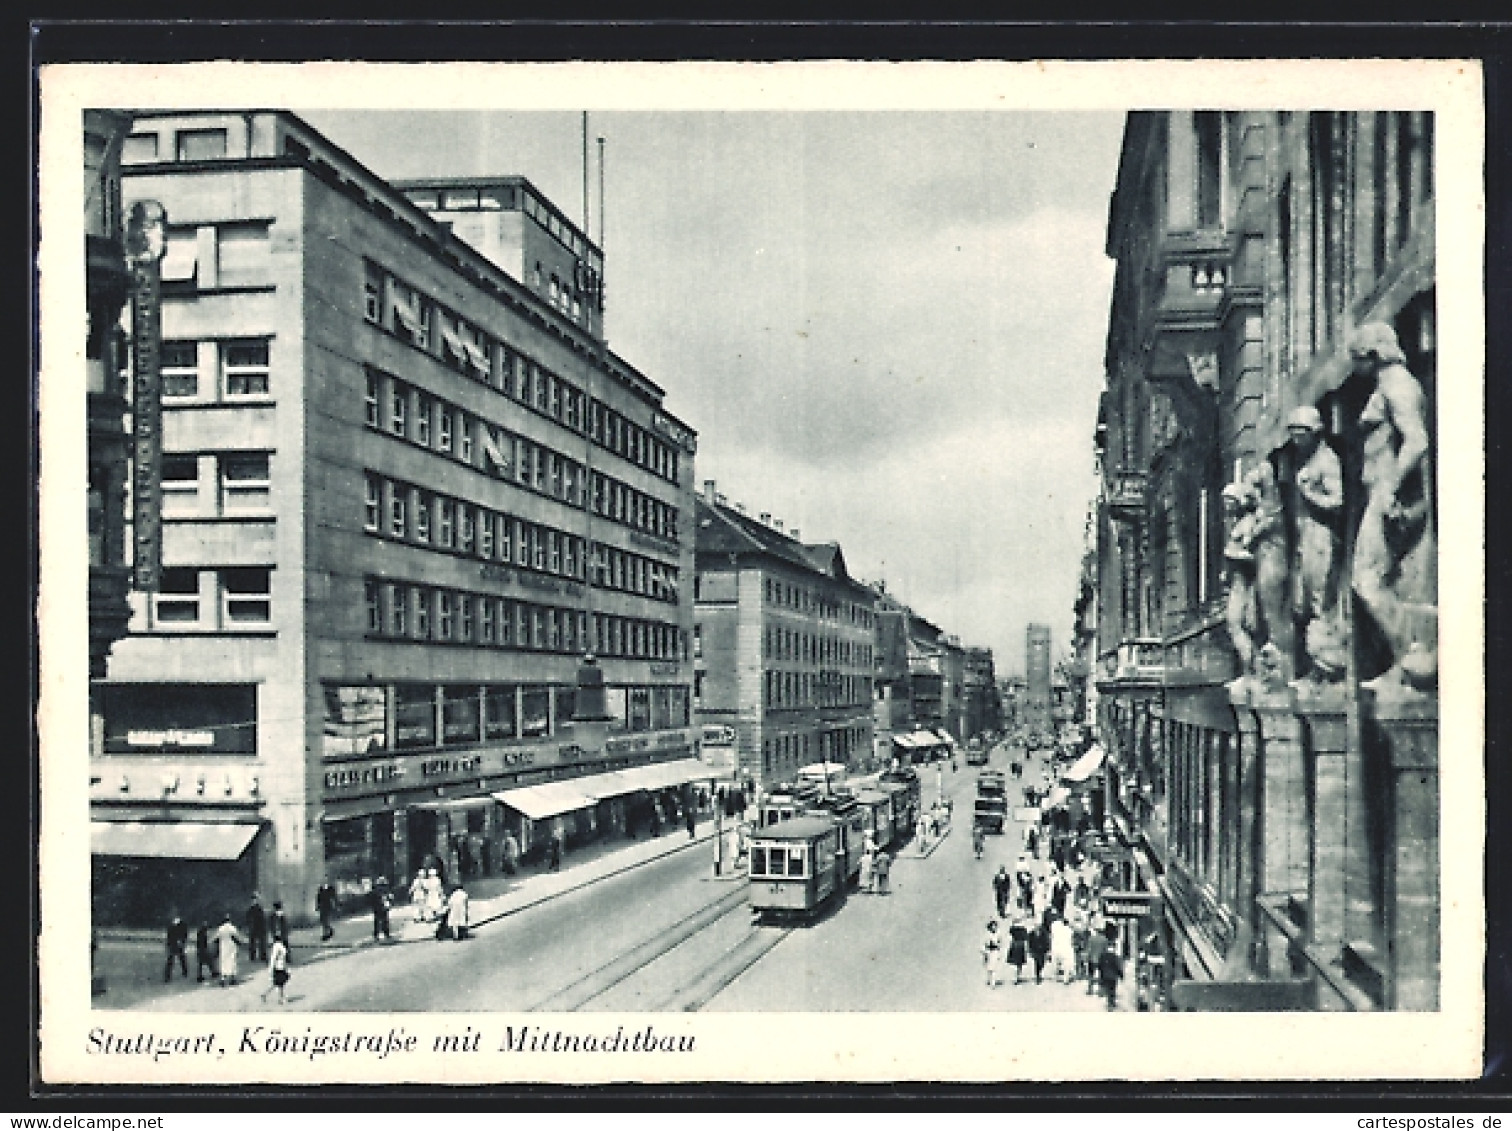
390,382,408,436
441,686,480,744
437,499,455,548
484,686,516,738
161,454,199,514
521,687,551,738
499,601,515,646
480,598,496,644
413,588,431,639
161,341,199,398
413,491,430,543
550,610,563,651
458,595,474,643
389,484,407,539
458,415,473,464
220,452,271,511
479,511,495,559
414,393,432,446
499,516,513,562
393,684,436,749
215,222,271,286
364,371,381,427
365,580,382,633
548,530,562,574
122,133,159,163
438,407,453,453
223,340,270,397
221,567,272,623
176,128,227,161
437,591,454,641
549,453,563,498
459,505,475,555
563,537,577,579
154,567,200,624
363,263,384,324
390,583,408,635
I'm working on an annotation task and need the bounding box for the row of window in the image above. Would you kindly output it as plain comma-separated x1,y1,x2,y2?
150,567,272,628
758,727,869,779
363,577,685,661
763,576,874,628
159,339,271,401
362,472,680,602
763,668,872,711
163,451,271,515
123,127,229,164
159,222,272,291
763,624,873,670
364,261,681,483
368,370,681,544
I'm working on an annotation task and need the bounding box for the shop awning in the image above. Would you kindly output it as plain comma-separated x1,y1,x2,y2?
891,734,918,749
91,820,260,861
491,780,598,821
1040,786,1072,811
1062,746,1106,783
910,731,942,748
933,729,955,746
604,758,717,794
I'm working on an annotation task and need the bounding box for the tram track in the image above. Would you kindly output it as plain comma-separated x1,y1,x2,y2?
527,883,787,1013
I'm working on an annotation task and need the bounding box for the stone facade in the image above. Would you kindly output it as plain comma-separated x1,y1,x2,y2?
1093,111,1437,1010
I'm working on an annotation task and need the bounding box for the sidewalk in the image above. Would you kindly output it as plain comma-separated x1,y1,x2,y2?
93,816,722,1010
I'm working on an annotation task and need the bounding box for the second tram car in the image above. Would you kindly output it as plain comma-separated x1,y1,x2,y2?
851,787,896,851
747,816,842,922
808,792,867,887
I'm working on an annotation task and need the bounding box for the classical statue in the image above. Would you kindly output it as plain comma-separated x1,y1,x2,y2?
1348,322,1437,691
1286,406,1346,682
1222,477,1261,675
1223,462,1292,685
1250,462,1294,683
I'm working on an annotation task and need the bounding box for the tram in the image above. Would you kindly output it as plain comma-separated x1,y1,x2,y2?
747,816,843,922
878,765,922,840
757,781,823,829
807,791,867,887
851,787,897,851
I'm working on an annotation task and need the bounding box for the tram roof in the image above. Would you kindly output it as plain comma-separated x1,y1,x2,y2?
749,816,837,840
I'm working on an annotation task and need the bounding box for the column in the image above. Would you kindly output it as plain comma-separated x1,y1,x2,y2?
1231,688,1263,974
1295,683,1350,953
392,808,409,886
1368,686,1439,1011
1255,687,1308,976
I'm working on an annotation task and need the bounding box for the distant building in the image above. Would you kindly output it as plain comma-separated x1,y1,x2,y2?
1024,623,1052,735
962,646,1000,739
693,482,876,789
93,110,699,928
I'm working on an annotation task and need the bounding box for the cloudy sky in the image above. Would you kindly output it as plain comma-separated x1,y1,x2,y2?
304,109,1124,676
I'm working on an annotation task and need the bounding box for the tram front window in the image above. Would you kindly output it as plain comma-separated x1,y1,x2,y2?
787,847,806,877
767,848,785,876
750,847,767,876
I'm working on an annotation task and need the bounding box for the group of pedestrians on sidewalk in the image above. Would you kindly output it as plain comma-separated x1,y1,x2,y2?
162,892,295,1002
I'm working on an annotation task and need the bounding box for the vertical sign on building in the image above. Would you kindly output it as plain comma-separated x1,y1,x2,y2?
124,201,166,592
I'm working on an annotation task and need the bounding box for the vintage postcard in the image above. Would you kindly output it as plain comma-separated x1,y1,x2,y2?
36,57,1484,1085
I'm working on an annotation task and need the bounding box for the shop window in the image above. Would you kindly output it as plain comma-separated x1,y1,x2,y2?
442,686,480,744
220,452,271,511
485,686,517,740
161,454,199,514
221,567,272,623
176,128,228,161
394,684,437,749
100,682,257,755
521,687,551,738
223,340,270,398
154,567,200,624
322,684,387,757
628,687,651,732
161,340,200,398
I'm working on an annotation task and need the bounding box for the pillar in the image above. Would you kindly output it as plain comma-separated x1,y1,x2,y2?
1231,688,1263,973
1368,686,1439,1011
1254,687,1308,976
392,807,409,885
1296,683,1349,953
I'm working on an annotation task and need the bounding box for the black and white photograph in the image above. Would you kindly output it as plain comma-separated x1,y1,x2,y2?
36,55,1484,1084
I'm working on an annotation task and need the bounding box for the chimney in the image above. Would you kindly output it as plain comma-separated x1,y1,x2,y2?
735,502,747,515
790,528,800,540
716,493,727,506
759,512,771,525
774,519,785,534
702,479,717,503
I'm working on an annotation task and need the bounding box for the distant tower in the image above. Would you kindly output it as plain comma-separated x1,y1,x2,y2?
1025,623,1052,736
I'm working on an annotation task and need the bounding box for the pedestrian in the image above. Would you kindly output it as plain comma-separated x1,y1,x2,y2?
1050,912,1076,983
245,892,268,963
992,866,1011,918
548,834,563,872
315,879,337,941
1097,925,1124,1009
194,921,214,983
1007,917,1029,984
1027,918,1050,984
409,871,429,922
446,884,470,941
982,920,1004,988
502,831,520,875
1085,920,1109,995
971,825,984,860
1070,904,1091,981
260,937,290,1005
163,913,189,983
423,868,446,922
686,802,696,839
268,900,289,947
859,846,875,894
370,876,392,940
873,850,892,895
214,912,244,987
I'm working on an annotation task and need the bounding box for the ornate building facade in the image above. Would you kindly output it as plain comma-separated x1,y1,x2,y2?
1094,110,1437,1010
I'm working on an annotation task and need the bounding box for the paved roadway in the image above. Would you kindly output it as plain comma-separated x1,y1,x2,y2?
706,742,1113,1012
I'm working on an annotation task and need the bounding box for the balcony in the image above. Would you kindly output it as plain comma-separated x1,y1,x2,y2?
1105,469,1147,521
1096,637,1165,691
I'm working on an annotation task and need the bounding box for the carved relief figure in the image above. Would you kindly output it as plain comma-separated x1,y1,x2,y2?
1348,322,1437,690
1286,406,1346,681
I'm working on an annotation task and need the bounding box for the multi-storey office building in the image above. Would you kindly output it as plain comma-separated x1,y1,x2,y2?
1024,623,1053,737
693,484,876,790
92,111,699,927
961,647,1000,741
1095,110,1438,1010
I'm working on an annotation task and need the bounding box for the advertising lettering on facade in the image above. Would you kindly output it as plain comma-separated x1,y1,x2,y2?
125,200,166,592
322,746,539,797
102,683,257,755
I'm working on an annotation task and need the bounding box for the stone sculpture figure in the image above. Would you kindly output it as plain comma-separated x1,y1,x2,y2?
1222,477,1261,675
1250,462,1294,683
1223,463,1292,686
1286,405,1346,682
1348,322,1437,690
